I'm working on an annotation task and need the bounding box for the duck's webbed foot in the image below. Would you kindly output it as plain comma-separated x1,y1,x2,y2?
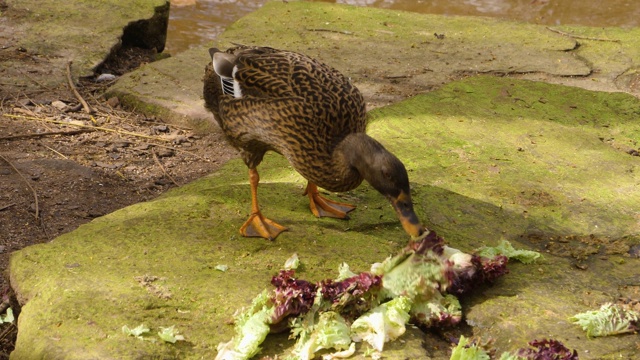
240,212,287,241
239,167,288,240
304,182,356,219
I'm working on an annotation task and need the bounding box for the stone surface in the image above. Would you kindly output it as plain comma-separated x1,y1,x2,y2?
0,0,168,92
7,1,640,359
106,1,640,132
10,76,640,359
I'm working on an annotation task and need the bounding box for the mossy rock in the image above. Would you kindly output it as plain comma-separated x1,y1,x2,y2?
10,76,640,359
107,0,640,131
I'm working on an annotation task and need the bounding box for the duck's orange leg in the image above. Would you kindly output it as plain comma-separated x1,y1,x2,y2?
240,168,287,240
304,182,356,219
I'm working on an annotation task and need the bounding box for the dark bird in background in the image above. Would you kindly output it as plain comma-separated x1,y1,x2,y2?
203,45,426,240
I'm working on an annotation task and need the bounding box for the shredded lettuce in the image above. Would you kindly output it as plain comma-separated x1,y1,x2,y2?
510,339,578,359
411,292,462,328
215,231,514,359
477,240,542,264
158,325,185,343
290,311,352,360
450,336,578,360
570,302,639,338
373,232,449,300
0,308,14,324
285,253,300,270
449,336,491,360
335,262,357,281
122,324,150,340
350,296,412,352
215,291,274,360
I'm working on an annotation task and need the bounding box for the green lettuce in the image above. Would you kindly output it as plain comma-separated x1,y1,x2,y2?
570,302,639,338
289,311,352,360
350,296,412,352
477,240,542,264
215,291,274,360
450,336,491,360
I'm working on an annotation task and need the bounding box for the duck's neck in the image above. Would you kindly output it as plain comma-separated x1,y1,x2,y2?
336,133,425,238
334,133,403,195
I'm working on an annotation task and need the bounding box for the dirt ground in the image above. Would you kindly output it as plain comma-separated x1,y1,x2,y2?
0,38,240,355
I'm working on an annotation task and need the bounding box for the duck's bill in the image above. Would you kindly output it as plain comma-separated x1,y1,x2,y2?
391,192,427,238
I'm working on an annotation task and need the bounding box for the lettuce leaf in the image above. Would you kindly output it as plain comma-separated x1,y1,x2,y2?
158,325,185,343
510,339,578,360
477,240,542,264
570,302,639,338
449,335,491,360
410,292,462,328
350,296,412,352
215,291,274,360
290,311,352,360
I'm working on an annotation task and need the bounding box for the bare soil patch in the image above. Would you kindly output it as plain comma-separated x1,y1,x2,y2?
0,43,237,356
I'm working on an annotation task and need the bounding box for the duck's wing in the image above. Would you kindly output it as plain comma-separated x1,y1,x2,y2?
218,95,316,160
231,48,367,138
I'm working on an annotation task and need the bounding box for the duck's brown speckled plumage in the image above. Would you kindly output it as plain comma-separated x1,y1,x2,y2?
203,46,425,240
204,46,366,192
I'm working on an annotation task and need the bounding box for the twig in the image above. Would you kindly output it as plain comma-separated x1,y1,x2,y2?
383,74,412,79
42,145,69,159
66,61,94,114
306,28,354,35
0,323,16,344
0,203,16,211
5,114,208,160
0,154,39,220
4,114,169,142
152,148,181,187
0,82,26,87
146,142,208,161
0,129,93,141
546,27,620,43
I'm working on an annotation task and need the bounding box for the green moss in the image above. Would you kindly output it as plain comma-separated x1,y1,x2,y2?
10,2,640,358
12,75,640,359
367,76,640,241
7,0,168,75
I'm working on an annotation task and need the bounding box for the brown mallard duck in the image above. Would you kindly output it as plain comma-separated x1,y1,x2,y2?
203,45,425,240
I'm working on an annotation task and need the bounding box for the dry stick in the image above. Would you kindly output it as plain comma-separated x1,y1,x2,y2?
0,129,94,141
5,114,208,160
0,203,16,211
42,144,69,159
66,61,94,114
0,154,39,220
152,149,181,187
0,323,16,344
545,27,621,42
4,114,168,142
306,28,354,35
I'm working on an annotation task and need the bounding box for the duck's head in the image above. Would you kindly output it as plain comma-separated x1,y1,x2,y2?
341,133,427,238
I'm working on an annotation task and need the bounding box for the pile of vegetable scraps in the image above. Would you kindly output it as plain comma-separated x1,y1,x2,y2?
215,231,542,360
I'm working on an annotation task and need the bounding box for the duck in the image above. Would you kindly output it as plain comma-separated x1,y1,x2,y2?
203,45,426,240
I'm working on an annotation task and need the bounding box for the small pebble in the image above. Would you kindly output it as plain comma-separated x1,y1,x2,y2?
153,125,169,133
155,148,174,158
51,100,67,110
106,96,120,108
96,73,117,82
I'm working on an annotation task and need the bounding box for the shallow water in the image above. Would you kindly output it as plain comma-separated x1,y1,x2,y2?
166,0,640,54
